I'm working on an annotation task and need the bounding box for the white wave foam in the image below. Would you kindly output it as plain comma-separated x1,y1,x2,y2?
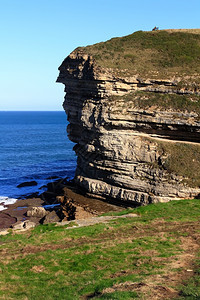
0,196,17,211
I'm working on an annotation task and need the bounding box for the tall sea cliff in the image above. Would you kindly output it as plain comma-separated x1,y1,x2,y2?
57,29,200,205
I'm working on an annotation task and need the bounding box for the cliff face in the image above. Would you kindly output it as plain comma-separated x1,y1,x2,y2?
57,30,200,205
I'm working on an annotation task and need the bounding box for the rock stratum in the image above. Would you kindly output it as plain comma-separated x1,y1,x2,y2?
57,29,200,205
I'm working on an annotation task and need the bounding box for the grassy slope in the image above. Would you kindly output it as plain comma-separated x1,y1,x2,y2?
0,199,200,299
114,91,200,116
156,141,200,188
82,29,200,78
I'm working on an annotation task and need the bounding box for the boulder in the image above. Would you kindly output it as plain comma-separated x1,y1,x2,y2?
46,176,60,180
17,181,38,188
26,206,47,218
42,211,61,224
11,220,36,230
57,196,76,220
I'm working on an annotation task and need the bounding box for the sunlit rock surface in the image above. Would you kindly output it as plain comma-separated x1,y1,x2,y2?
57,31,200,204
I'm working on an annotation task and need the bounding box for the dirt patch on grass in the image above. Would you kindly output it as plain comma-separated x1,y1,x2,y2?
84,219,200,299
31,265,46,273
103,282,178,299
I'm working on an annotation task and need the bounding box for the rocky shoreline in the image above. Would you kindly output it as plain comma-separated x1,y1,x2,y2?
0,179,125,232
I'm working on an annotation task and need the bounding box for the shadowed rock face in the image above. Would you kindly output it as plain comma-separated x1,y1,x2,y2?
57,45,200,205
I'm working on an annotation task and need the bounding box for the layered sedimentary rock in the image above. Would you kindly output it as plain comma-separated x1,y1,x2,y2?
57,30,200,205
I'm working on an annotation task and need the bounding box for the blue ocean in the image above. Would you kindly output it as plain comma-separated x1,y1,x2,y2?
0,111,76,209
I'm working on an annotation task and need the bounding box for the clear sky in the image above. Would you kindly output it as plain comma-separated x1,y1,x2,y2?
1,0,200,111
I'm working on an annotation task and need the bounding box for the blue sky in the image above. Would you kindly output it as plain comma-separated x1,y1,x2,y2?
0,0,200,111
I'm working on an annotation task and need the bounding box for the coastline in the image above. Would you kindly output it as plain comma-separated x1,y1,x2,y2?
0,110,76,204
0,197,44,230
0,179,125,231
0,196,18,211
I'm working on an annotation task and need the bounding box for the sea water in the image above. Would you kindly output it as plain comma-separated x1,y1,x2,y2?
0,111,76,209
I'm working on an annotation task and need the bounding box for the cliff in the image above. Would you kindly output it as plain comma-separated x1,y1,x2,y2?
57,29,200,205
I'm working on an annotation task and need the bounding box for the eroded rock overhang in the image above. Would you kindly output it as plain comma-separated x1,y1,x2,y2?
57,50,200,205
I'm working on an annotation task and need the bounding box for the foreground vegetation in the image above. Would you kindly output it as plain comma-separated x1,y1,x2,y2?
0,199,200,299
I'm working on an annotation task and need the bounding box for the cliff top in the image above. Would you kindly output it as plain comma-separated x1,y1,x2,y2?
75,29,200,79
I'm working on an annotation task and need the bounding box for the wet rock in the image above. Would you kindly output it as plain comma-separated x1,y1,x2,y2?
40,180,65,202
17,181,38,188
46,176,60,180
0,212,17,229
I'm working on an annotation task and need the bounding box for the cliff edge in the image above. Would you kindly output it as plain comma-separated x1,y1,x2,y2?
57,29,200,205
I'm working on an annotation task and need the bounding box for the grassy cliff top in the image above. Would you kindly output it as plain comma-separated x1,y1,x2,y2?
80,29,200,78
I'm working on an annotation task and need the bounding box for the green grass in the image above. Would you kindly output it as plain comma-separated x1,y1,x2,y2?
103,199,200,222
113,91,200,116
178,253,200,299
79,30,200,78
93,291,138,299
156,141,200,187
0,199,199,299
